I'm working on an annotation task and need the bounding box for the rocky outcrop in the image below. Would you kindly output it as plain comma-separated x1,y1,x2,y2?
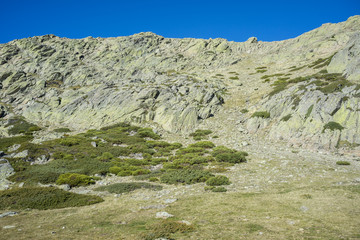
0,159,14,190
245,77,360,150
328,32,360,82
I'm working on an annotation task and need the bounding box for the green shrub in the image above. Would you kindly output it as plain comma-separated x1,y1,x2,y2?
28,126,41,132
205,186,227,192
229,76,239,80
240,109,249,114
212,146,248,163
336,161,350,165
323,122,344,132
6,117,39,135
215,152,247,163
97,152,114,162
206,175,231,186
305,105,314,119
0,135,33,152
54,127,71,133
117,170,133,176
160,169,214,184
100,122,132,131
146,141,171,148
132,169,151,176
60,137,81,146
56,173,96,187
0,187,103,210
10,155,111,184
211,186,227,192
137,128,160,140
281,114,292,121
176,147,205,155
109,166,122,175
189,141,215,148
189,129,212,140
94,182,162,194
149,177,159,182
142,219,194,240
251,111,270,118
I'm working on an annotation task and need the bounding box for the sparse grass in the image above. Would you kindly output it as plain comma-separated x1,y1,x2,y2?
54,127,71,133
305,105,314,119
0,187,103,210
251,111,270,118
94,182,163,194
281,114,292,121
6,117,39,135
0,135,33,152
142,219,194,240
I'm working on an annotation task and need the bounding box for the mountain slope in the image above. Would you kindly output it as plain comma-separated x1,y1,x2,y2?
0,16,360,150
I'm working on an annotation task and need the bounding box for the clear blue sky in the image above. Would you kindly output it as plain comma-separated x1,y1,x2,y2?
1,0,359,44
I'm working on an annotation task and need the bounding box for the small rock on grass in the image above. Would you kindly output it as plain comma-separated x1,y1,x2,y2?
0,211,18,218
155,212,174,219
163,198,177,204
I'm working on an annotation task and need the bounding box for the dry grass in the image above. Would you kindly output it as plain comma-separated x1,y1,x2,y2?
1,179,359,239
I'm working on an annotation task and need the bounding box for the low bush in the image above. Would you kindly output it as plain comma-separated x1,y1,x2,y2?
6,117,39,135
211,186,227,192
189,141,215,148
60,137,81,146
336,161,350,165
142,219,194,240
251,111,270,118
94,182,162,194
96,152,114,162
28,126,41,132
215,152,247,163
189,129,212,140
206,175,231,186
176,147,205,155
0,135,33,152
0,187,103,210
323,122,344,132
160,169,214,184
204,186,227,192
137,128,160,140
281,114,292,121
54,127,71,133
56,173,96,187
212,146,248,164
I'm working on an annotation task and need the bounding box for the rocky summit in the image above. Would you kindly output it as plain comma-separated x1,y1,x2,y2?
0,16,360,240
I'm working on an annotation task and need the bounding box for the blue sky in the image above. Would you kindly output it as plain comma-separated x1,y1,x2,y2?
0,0,359,43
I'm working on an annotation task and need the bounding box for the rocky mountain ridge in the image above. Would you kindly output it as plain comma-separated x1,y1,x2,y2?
1,15,360,151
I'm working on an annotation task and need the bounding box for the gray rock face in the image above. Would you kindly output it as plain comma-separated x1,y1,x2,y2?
0,159,14,190
328,32,360,82
246,81,360,150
